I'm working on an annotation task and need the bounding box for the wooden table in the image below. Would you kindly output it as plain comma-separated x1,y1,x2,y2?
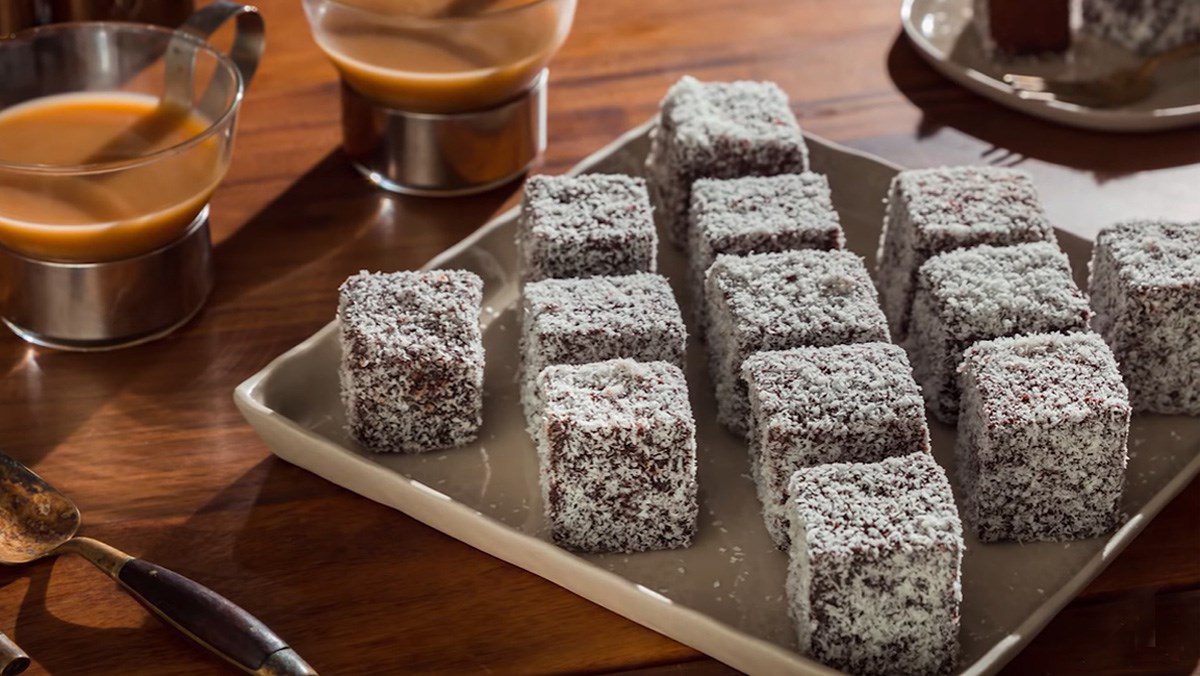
2,1,1198,673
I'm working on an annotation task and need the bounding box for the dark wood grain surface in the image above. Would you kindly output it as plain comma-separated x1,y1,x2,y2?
1,1,1198,673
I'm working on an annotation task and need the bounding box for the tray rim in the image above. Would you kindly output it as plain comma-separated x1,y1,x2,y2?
899,0,1200,133
233,120,1200,675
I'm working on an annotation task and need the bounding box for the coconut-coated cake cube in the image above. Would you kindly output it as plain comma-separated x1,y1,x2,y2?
1081,0,1200,56
876,166,1055,341
907,242,1091,423
786,452,963,676
1088,220,1200,415
687,173,844,337
957,332,1130,541
706,249,889,437
338,270,484,453
743,343,930,549
645,76,810,247
520,273,686,426
536,359,698,553
516,173,657,282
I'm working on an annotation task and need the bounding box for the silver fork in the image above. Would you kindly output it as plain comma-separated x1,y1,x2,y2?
1003,42,1200,108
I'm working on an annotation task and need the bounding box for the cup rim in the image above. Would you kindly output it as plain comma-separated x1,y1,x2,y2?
317,0,566,24
0,21,244,176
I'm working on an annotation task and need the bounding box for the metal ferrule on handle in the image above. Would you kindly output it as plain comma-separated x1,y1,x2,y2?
0,631,30,676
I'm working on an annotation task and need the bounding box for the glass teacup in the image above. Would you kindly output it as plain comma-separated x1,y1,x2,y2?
303,0,577,195
0,3,262,349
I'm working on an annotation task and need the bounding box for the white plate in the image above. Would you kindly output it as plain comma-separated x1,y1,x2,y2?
234,121,1200,675
901,0,1200,132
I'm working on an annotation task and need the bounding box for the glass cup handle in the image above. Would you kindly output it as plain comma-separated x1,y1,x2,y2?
165,1,265,112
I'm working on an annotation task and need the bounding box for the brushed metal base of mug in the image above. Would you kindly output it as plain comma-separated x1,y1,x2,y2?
0,209,213,351
340,70,548,197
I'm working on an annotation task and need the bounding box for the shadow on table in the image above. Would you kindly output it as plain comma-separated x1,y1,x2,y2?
884,31,1200,180
141,456,371,673
2,458,310,675
206,149,383,309
0,151,523,672
7,562,229,676
4,453,422,673
0,149,521,460
127,148,514,421
207,148,520,311
106,147,520,429
0,339,154,471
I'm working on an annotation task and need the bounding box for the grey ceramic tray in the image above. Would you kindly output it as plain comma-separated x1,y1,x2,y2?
235,121,1200,675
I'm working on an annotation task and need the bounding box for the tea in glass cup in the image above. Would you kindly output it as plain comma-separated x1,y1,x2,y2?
0,92,230,263
303,0,577,195
0,5,262,350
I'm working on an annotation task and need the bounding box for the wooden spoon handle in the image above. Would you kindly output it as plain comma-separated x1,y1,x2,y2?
116,559,317,676
59,537,314,675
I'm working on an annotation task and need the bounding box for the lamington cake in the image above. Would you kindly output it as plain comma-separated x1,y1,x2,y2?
535,359,698,553
520,273,686,426
706,249,890,437
786,452,962,675
645,76,810,247
1089,220,1200,414
338,270,484,453
1081,0,1200,55
876,166,1055,341
516,173,657,282
908,242,1091,423
687,173,844,336
957,332,1130,541
974,0,1071,55
743,343,930,549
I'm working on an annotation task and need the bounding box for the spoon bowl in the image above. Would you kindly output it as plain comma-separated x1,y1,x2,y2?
0,453,79,564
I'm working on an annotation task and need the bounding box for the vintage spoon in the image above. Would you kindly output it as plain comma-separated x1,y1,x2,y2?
0,452,315,675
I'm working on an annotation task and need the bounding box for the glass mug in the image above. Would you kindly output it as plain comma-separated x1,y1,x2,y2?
302,0,577,195
0,1,263,349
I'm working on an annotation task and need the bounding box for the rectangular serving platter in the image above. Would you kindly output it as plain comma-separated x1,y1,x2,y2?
234,121,1200,675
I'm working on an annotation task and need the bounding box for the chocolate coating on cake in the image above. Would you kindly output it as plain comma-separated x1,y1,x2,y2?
786,452,962,675
645,76,809,247
743,342,930,549
957,332,1130,541
338,270,484,453
687,173,844,337
536,359,698,553
974,0,1071,55
1088,219,1200,414
876,166,1055,341
706,249,889,437
517,173,657,282
907,242,1091,423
